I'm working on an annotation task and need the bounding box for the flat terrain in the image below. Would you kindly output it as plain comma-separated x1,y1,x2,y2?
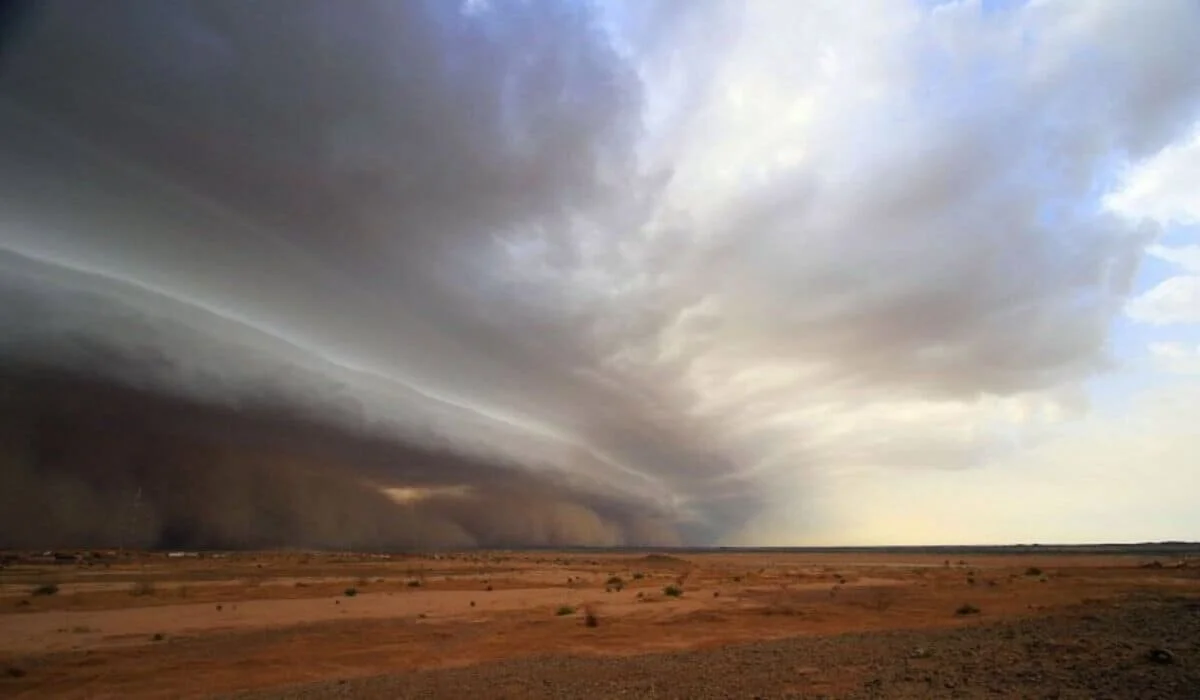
1,549,1197,698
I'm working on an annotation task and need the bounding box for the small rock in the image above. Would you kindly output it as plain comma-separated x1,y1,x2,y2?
1147,648,1175,665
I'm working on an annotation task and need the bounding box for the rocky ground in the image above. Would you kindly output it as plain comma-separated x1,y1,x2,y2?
233,593,1200,699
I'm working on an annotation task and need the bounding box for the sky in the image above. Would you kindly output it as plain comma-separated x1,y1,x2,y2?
1,0,1198,548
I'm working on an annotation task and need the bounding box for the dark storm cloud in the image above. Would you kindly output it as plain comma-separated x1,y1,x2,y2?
0,250,681,548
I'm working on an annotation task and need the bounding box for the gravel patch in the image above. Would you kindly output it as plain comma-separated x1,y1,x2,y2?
228,594,1200,699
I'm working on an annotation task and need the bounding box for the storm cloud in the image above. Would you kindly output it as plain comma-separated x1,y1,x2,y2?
2,0,1199,547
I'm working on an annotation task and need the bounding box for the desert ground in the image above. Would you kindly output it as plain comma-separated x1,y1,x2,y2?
1,548,1197,698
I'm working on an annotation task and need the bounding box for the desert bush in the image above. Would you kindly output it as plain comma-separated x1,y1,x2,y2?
31,583,59,596
130,581,156,596
1025,566,1042,576
606,575,624,587
632,572,645,580
407,580,422,588
556,605,575,616
663,584,683,597
871,588,899,612
955,602,981,616
344,587,358,597
584,605,599,627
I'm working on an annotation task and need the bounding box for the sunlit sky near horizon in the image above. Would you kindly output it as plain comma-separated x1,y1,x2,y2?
1,0,1199,547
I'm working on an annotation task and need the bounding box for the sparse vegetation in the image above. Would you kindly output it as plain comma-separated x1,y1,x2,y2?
4,665,26,679
344,587,358,597
556,605,575,616
584,605,599,628
663,584,683,597
31,583,59,597
1025,567,1043,576
151,633,165,642
955,603,981,616
407,580,422,588
632,572,645,580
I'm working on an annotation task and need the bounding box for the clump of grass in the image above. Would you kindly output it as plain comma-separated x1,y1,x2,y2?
1025,566,1043,576
406,580,422,588
485,584,493,591
5,665,26,678
151,633,165,642
344,587,358,597
556,605,576,616
130,581,156,597
583,605,598,628
31,583,59,597
663,584,683,598
470,600,476,607
631,572,645,580
955,603,981,616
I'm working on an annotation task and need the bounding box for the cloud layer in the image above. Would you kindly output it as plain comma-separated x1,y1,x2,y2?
2,0,1199,546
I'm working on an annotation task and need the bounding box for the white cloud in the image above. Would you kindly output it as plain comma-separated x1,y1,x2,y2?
1126,245,1200,326
1148,341,1200,375
1127,276,1200,325
1105,124,1200,225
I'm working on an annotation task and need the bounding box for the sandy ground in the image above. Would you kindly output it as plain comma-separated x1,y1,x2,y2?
1,550,1196,698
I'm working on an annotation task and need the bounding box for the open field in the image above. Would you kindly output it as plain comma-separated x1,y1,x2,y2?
1,548,1198,698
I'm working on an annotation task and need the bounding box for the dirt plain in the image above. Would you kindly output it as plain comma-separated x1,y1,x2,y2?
1,548,1197,699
